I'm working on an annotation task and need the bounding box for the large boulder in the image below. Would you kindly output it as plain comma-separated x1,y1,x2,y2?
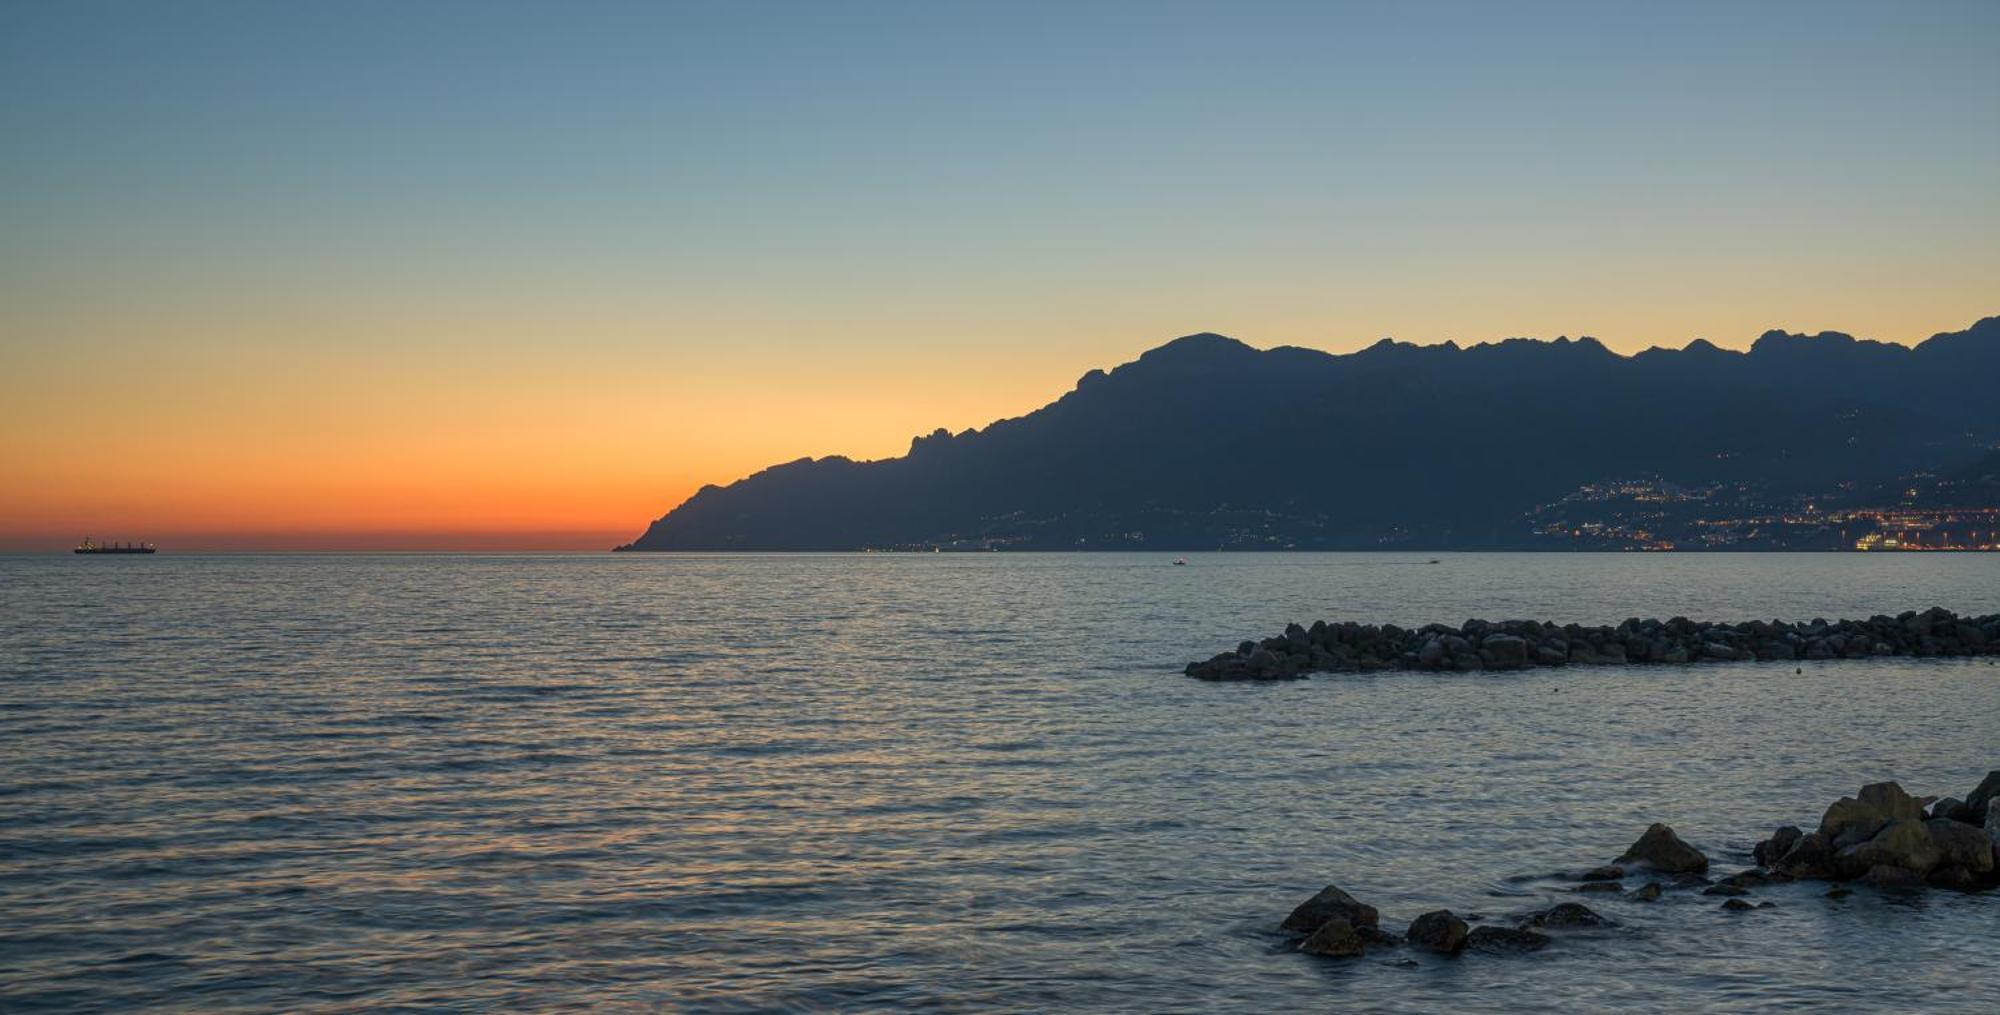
1280,884,1380,934
1965,771,2000,818
1818,797,1889,849
1297,918,1365,957
1987,797,2000,846
1417,637,1448,667
1617,823,1709,873
1835,818,1941,879
1926,818,1995,874
1406,910,1469,954
1857,782,1925,823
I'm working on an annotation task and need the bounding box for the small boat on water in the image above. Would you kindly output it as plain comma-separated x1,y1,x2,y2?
74,537,154,555
1172,557,1188,566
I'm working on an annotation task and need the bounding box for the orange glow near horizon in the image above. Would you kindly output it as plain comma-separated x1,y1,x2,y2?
3,307,1993,552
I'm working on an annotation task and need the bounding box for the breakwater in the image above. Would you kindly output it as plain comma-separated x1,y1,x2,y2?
1186,607,2000,680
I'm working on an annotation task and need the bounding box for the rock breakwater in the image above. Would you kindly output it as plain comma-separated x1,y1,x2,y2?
1187,607,2000,681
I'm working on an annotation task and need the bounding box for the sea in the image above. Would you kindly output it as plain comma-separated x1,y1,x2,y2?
3,552,1998,1012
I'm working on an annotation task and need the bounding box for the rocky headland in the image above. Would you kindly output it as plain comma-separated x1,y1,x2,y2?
1277,772,2000,962
1187,607,2000,681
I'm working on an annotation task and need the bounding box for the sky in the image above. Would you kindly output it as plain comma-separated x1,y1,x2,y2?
3,1,1997,551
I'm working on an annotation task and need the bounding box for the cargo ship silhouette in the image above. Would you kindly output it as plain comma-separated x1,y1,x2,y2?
74,537,155,555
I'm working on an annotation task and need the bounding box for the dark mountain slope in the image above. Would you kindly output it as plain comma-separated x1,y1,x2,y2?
621,317,2000,550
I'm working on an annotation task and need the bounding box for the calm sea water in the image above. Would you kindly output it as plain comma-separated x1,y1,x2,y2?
3,552,1998,1012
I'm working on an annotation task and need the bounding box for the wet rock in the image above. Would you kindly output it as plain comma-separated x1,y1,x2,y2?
1719,869,1772,889
1857,782,1925,823
1818,797,1888,850
1926,818,1995,874
1465,926,1551,954
1405,910,1469,955
1753,826,1802,867
1930,797,1965,822
1836,818,1941,878
1298,918,1365,957
1859,865,1924,890
1630,883,1662,901
1702,883,1749,897
1350,926,1397,949
1960,770,2000,819
1578,865,1624,882
1720,898,1755,911
1575,882,1623,893
1524,902,1607,929
1481,635,1529,670
1926,865,1985,893
1417,638,1447,667
1280,884,1380,934
1617,823,1709,874
1777,831,1836,880
1988,798,2000,845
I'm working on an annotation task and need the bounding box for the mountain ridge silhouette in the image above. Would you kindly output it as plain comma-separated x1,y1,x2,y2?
620,317,2000,551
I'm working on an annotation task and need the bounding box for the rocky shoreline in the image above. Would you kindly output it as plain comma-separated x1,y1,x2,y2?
1277,772,2000,962
1186,607,2000,681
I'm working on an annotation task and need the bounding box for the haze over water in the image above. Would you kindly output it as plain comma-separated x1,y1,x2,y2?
4,552,1998,1011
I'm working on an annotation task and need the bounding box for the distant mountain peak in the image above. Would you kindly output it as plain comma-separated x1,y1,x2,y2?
1136,332,1257,365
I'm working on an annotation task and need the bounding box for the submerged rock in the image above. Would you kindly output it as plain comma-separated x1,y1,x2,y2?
1927,865,1986,892
1465,926,1551,954
1859,865,1924,890
1578,865,1624,882
1523,902,1607,929
1358,925,1401,947
1617,824,1709,874
1280,884,1380,934
1298,918,1365,957
1721,898,1756,912
1405,910,1469,954
1630,882,1662,902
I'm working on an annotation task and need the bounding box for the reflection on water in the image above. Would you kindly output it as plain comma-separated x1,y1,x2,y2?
2,552,1997,1011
